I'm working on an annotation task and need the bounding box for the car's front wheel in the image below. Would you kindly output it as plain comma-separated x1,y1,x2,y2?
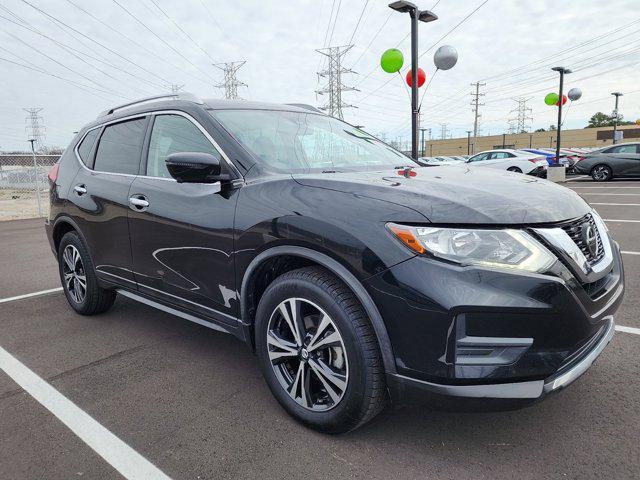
591,164,612,181
255,266,387,433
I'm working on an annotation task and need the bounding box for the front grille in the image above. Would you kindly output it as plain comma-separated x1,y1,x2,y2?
560,213,605,265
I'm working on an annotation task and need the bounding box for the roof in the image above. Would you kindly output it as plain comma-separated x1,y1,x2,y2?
203,98,321,113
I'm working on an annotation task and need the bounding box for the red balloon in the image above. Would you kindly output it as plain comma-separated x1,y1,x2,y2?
406,68,426,88
555,95,568,106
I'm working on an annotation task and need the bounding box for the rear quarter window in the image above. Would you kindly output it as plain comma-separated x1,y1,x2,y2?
76,128,100,168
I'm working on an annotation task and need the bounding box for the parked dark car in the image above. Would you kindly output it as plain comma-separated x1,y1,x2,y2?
46,94,624,433
573,142,640,181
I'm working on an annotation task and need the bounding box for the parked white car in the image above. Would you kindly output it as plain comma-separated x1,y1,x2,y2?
466,149,548,176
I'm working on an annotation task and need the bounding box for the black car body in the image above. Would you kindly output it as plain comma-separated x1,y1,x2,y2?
574,142,640,181
45,94,624,432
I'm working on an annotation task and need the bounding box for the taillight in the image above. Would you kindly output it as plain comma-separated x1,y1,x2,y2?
48,163,60,183
529,157,545,163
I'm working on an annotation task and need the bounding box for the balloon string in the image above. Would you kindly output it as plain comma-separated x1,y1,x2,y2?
561,100,573,127
418,69,439,111
398,71,411,101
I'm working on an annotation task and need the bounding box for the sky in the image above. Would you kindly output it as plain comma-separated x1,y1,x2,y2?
0,0,639,151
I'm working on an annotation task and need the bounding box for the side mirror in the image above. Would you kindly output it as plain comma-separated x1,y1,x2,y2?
165,152,231,184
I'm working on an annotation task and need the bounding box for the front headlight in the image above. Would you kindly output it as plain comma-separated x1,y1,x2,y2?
387,223,556,273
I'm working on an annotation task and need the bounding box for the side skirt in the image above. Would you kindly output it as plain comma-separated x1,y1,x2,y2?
116,289,244,340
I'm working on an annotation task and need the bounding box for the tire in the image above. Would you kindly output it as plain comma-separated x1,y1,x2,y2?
255,266,387,433
591,164,612,182
507,166,522,173
58,231,116,315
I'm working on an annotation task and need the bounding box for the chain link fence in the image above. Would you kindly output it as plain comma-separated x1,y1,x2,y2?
0,154,60,220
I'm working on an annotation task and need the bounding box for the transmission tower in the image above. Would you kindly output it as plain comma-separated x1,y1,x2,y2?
470,82,486,154
214,61,247,99
169,84,184,94
439,123,450,140
24,108,46,149
508,97,533,133
316,45,358,119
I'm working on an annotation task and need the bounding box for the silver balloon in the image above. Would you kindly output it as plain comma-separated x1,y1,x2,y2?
568,87,582,101
433,45,458,70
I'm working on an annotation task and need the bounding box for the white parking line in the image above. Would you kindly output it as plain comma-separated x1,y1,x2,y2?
579,193,640,196
622,251,640,256
0,346,172,480
603,219,640,223
616,325,640,335
0,287,63,304
571,187,640,190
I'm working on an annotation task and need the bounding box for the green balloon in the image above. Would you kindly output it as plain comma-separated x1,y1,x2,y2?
545,92,559,106
381,48,404,73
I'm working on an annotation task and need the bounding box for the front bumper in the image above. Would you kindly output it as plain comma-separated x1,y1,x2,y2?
365,233,624,400
387,317,615,400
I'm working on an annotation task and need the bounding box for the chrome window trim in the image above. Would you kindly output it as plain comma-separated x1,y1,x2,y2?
73,109,242,181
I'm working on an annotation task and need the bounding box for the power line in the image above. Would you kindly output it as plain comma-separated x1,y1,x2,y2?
147,0,217,63
347,0,370,46
110,0,212,83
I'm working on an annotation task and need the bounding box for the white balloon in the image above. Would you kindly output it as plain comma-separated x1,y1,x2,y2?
434,45,458,71
568,88,582,101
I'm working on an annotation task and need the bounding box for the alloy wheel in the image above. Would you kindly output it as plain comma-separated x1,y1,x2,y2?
62,245,87,304
267,298,348,411
592,165,610,181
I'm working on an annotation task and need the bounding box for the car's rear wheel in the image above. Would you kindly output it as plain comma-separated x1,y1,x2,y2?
58,231,116,315
255,266,387,433
507,166,522,173
591,164,612,182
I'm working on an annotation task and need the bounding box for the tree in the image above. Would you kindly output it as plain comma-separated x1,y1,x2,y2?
549,124,556,131
534,127,546,132
586,111,634,128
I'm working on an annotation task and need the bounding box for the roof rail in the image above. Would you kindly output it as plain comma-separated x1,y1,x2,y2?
286,103,323,113
98,92,203,118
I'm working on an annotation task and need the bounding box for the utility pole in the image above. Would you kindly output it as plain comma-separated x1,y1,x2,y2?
419,128,427,157
611,92,623,144
214,61,247,99
24,108,46,151
28,138,42,217
502,133,506,148
466,130,471,154
316,45,358,120
529,133,533,148
508,97,533,133
470,82,485,154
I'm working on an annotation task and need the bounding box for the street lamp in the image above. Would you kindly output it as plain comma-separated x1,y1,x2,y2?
611,92,623,144
389,1,437,160
466,130,472,154
551,66,571,165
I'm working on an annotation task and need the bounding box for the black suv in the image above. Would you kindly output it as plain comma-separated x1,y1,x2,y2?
46,94,624,433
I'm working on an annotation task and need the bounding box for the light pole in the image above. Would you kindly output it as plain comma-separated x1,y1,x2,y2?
551,66,571,165
420,127,427,157
611,92,623,144
466,130,471,155
388,1,437,160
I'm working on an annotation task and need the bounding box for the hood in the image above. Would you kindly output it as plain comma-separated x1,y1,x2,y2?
293,165,591,224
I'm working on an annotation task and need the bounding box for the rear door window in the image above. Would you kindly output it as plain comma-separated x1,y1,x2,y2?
94,117,147,175
77,128,100,167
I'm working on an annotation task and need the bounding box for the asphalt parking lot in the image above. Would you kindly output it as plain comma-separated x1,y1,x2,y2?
1,177,639,480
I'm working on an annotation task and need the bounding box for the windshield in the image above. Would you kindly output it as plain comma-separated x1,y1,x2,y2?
210,109,413,173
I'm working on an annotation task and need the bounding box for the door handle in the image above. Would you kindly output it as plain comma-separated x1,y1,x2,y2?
74,184,87,195
129,194,149,211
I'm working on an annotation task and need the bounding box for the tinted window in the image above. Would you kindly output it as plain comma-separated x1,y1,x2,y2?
147,115,218,178
94,118,146,175
607,144,638,154
77,128,99,167
469,153,488,162
489,152,510,159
